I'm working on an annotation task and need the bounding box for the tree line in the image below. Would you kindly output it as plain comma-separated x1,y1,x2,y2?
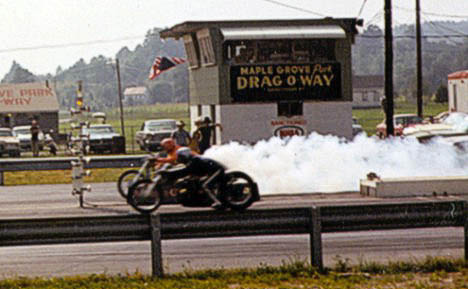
1,21,467,110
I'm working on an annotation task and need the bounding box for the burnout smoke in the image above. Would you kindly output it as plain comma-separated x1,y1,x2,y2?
205,133,468,195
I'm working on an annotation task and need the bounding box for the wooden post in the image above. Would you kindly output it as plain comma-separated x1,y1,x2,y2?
416,0,423,117
309,206,323,271
464,201,468,261
115,58,125,138
384,0,394,136
0,171,4,186
150,214,163,277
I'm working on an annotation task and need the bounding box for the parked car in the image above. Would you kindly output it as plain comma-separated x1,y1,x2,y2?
403,112,468,140
428,111,451,123
82,124,123,154
135,119,177,151
352,117,363,137
376,113,424,138
12,125,48,151
0,128,21,157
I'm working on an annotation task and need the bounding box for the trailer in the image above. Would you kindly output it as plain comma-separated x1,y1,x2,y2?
448,70,468,113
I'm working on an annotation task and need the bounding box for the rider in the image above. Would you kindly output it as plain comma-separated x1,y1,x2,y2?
154,138,181,167
163,147,225,209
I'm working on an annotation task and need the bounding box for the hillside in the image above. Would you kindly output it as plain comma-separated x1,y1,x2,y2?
1,21,467,110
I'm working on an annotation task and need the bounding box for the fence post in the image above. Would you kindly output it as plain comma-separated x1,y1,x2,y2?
309,206,323,271
150,214,163,277
0,171,4,186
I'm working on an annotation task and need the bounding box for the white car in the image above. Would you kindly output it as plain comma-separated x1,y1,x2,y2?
0,128,21,157
135,119,177,151
12,125,47,151
403,112,468,140
352,117,363,137
82,124,123,154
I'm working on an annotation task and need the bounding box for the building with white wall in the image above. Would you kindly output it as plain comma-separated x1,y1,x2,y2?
352,75,384,108
448,70,468,113
160,18,362,144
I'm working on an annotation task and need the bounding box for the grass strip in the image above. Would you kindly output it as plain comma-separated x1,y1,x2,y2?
0,257,466,288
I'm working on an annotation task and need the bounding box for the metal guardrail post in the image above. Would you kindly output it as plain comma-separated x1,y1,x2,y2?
150,214,163,277
309,206,323,271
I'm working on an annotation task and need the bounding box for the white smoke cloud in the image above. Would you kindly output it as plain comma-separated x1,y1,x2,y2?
205,133,468,195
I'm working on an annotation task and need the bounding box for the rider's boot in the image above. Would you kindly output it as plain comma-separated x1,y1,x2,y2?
205,188,223,209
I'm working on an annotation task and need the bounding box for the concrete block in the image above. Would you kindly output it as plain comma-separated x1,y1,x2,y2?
360,176,468,198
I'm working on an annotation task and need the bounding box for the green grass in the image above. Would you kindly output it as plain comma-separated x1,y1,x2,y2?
61,103,190,133
352,100,448,135
4,168,129,186
0,257,465,288
60,103,191,153
58,100,449,148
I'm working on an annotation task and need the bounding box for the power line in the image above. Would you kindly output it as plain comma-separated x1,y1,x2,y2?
364,11,384,27
356,0,369,18
420,11,468,19
423,17,463,45
428,18,468,37
0,35,145,54
394,5,468,19
258,0,326,17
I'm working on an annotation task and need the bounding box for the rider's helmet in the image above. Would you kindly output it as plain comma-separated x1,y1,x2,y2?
160,138,175,152
176,147,194,164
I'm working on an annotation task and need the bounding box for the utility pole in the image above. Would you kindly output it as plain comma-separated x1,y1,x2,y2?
384,0,394,137
416,0,423,117
115,58,125,137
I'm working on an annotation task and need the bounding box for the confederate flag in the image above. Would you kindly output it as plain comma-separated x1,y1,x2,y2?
148,56,186,80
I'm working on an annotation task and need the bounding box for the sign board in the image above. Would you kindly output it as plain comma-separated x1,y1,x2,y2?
271,118,307,138
0,82,59,113
231,63,341,102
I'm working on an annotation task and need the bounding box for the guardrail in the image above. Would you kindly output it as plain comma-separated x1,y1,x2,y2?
0,200,466,277
0,155,145,185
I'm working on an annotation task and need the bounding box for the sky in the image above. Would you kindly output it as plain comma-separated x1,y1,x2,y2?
0,0,467,79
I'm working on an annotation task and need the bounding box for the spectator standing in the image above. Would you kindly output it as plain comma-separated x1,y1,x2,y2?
189,118,203,153
30,119,40,157
194,116,223,154
171,120,191,146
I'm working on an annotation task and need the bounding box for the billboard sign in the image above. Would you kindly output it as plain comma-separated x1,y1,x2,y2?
231,63,341,102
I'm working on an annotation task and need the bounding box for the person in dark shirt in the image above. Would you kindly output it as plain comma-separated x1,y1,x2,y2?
193,116,223,154
30,119,40,157
163,147,225,208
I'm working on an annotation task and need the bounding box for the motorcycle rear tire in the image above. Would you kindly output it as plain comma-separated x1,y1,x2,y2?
117,170,143,199
127,179,161,214
221,171,259,211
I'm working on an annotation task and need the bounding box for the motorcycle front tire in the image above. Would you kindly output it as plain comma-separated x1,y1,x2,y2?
117,170,142,199
220,171,259,211
127,179,161,214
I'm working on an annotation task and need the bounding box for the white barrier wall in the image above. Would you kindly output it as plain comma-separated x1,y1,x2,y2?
191,102,353,144
360,176,468,198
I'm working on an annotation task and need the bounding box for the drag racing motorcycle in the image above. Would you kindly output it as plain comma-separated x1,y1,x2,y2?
126,164,260,213
117,152,160,199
